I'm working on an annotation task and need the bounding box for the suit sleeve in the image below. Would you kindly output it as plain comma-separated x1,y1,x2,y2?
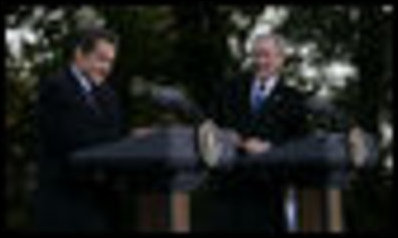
275,89,309,145
38,77,119,156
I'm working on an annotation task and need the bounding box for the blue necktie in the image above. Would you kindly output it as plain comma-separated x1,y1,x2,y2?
251,83,266,114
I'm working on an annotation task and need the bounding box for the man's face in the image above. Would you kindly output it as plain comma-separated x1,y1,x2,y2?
76,39,116,86
252,38,284,79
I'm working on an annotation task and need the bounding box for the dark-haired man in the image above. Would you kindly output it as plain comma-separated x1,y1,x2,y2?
36,28,124,231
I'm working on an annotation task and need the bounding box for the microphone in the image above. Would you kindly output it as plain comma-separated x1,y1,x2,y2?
149,85,206,123
130,78,206,122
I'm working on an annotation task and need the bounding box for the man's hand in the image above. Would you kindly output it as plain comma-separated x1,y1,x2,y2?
241,137,272,154
130,127,155,138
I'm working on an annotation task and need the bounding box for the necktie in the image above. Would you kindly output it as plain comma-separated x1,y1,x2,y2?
84,87,102,116
252,83,266,114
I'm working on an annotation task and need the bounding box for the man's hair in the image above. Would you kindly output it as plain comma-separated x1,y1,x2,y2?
252,33,286,56
69,27,119,56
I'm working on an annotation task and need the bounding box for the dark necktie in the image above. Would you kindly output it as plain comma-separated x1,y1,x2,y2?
84,87,102,116
252,83,266,114
79,70,104,116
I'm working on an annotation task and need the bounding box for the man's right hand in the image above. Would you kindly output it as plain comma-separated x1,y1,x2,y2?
240,137,272,155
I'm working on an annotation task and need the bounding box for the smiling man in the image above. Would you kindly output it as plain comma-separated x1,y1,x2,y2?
36,28,125,231
207,33,309,232
223,33,308,153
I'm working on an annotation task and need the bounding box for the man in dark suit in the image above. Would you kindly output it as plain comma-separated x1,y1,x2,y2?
220,34,307,150
35,28,124,231
207,33,309,232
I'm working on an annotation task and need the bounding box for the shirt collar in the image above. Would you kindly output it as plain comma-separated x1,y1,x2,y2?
70,64,93,93
253,74,279,96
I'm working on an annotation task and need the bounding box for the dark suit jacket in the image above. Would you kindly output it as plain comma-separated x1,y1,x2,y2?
216,72,308,146
37,66,124,186
35,67,125,231
207,72,309,232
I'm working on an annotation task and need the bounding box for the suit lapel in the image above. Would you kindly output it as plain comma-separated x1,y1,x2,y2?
255,77,285,115
65,67,104,118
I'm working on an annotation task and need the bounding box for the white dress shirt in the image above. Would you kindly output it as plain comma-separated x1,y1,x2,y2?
70,64,93,93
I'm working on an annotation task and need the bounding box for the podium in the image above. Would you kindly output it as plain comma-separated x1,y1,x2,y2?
71,125,377,232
